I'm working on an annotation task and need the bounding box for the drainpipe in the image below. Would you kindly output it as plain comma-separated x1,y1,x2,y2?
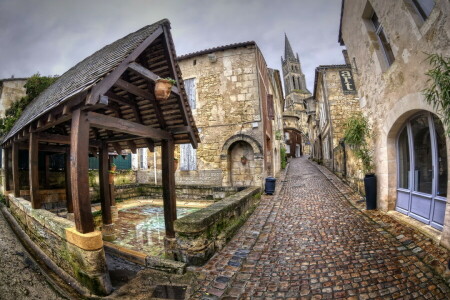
340,139,347,178
154,152,157,185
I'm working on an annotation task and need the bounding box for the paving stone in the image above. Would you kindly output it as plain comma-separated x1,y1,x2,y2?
189,158,450,299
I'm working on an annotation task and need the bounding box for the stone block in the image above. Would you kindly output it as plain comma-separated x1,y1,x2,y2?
65,227,103,251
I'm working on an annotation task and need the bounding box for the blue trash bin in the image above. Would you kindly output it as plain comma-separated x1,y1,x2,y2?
265,177,276,195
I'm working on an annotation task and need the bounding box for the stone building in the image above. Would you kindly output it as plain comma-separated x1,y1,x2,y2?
0,78,27,118
0,78,27,188
309,61,362,189
136,42,285,187
339,0,450,247
281,35,311,157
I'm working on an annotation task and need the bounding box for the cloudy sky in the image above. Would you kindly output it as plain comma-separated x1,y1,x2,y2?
0,0,345,92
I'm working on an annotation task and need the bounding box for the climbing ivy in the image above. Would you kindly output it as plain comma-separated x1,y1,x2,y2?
0,73,58,136
280,146,287,169
424,53,450,136
343,113,374,175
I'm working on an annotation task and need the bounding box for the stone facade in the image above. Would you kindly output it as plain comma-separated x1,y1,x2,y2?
0,78,27,191
340,0,450,248
281,35,312,157
310,63,362,190
0,78,27,118
136,43,284,187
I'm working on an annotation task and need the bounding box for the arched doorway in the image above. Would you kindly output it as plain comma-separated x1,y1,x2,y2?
229,141,255,186
396,112,448,230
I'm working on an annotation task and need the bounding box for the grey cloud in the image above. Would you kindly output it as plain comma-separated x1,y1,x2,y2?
0,0,344,92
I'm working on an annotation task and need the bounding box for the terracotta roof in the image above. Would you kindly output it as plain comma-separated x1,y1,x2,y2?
177,41,256,60
4,19,169,142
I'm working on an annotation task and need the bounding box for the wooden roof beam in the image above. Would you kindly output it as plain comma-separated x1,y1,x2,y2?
85,26,164,105
128,62,180,96
114,79,152,100
87,112,170,140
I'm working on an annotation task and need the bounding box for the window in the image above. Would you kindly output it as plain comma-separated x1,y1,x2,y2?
184,78,196,109
292,76,296,90
371,12,395,66
180,143,196,171
412,0,435,20
139,148,147,169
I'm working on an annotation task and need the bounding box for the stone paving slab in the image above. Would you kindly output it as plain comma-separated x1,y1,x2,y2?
190,157,450,299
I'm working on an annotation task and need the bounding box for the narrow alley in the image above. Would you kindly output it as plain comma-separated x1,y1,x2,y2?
194,158,450,299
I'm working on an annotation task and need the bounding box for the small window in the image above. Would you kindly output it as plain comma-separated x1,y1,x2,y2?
180,144,196,171
412,0,435,20
371,12,395,67
139,148,147,170
183,78,196,109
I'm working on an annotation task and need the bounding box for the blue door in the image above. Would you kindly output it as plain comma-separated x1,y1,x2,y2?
396,113,448,230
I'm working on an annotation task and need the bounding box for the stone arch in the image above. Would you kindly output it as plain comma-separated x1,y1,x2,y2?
221,134,263,159
220,134,263,187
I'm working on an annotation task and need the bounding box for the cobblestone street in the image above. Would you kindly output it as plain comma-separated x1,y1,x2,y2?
0,207,63,300
194,158,450,299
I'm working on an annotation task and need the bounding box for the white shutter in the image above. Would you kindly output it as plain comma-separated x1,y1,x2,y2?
184,78,196,109
180,144,197,170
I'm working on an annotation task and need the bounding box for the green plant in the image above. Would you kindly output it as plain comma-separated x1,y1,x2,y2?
343,113,374,174
424,53,450,136
0,73,58,135
275,130,282,140
158,77,177,85
280,147,287,169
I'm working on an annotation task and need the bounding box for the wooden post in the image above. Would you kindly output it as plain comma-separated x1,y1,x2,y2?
70,109,94,233
29,132,40,209
44,154,50,188
65,148,73,213
108,155,116,206
99,142,112,225
4,148,11,191
12,142,20,197
161,138,176,238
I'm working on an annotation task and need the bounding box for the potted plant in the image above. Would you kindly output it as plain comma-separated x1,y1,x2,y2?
344,114,376,210
155,77,177,101
241,156,248,165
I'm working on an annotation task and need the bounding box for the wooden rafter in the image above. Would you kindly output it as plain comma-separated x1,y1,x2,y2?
85,26,164,105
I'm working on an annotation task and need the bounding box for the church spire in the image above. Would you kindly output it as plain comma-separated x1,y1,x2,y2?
284,34,296,61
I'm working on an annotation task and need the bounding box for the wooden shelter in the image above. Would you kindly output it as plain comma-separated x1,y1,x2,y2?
1,19,200,238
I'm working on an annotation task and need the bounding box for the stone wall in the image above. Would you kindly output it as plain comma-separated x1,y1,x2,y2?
0,78,27,117
176,45,269,187
173,186,261,265
112,184,243,202
6,194,111,295
340,0,450,247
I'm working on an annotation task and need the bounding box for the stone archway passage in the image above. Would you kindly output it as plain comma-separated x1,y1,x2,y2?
229,141,255,186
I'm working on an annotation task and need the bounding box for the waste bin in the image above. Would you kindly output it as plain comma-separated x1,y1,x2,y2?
265,177,276,195
364,174,377,210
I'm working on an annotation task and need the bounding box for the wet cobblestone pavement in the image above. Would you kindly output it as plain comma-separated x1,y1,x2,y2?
191,158,450,299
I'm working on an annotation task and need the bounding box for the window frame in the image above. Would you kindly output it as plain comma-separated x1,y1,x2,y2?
370,12,395,67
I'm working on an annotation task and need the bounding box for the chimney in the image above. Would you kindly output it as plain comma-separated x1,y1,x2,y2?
342,50,350,65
